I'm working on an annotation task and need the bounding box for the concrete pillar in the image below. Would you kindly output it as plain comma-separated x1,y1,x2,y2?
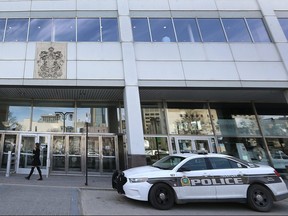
124,86,146,167
117,0,146,167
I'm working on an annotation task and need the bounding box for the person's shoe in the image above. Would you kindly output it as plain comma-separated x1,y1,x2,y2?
25,177,30,180
37,178,43,181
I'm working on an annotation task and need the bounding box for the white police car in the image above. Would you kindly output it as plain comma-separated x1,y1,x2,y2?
112,152,288,212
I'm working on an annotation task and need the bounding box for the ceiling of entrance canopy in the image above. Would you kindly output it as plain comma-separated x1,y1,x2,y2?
0,87,285,103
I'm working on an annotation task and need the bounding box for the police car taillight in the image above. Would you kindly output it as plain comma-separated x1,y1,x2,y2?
274,170,281,177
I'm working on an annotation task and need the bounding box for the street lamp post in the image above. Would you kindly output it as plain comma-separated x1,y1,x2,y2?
55,112,74,133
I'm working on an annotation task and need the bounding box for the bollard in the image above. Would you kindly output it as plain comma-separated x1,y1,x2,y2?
5,151,12,177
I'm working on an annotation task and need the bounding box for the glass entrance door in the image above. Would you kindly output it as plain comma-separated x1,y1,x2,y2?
51,135,82,174
87,135,117,174
17,134,50,176
173,136,217,154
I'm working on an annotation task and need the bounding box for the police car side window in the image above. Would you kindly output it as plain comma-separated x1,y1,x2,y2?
209,157,246,169
179,158,207,171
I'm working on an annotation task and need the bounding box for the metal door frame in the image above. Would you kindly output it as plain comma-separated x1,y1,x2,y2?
16,133,51,176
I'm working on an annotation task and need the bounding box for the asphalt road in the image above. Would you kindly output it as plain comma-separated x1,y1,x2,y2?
0,174,287,215
81,189,288,216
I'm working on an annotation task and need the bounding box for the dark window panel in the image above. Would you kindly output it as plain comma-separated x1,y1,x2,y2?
198,18,226,42
29,18,52,42
77,18,100,42
5,18,29,42
222,18,251,42
149,18,176,42
131,18,151,42
246,18,271,42
278,18,288,40
173,18,201,42
101,18,119,42
53,18,76,42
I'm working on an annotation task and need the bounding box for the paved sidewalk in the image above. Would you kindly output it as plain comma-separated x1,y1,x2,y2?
0,172,112,190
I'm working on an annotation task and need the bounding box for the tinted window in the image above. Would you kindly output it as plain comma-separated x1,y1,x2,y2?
246,18,270,42
0,19,5,41
198,18,226,42
209,157,246,169
222,18,251,42
54,18,76,42
149,18,176,42
278,18,288,40
131,18,151,42
180,158,207,171
77,18,100,42
152,155,185,170
174,18,201,42
101,18,119,42
29,18,52,41
5,18,28,42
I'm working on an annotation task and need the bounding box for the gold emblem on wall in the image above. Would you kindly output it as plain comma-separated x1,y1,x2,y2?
34,43,67,79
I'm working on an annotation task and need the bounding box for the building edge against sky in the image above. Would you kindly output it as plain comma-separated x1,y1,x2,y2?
0,0,287,176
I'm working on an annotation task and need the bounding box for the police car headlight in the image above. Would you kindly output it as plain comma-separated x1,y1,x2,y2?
129,177,148,183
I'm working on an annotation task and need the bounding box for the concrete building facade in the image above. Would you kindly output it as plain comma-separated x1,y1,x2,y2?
0,0,287,176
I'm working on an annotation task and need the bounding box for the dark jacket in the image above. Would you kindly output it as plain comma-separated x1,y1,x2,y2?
32,148,41,166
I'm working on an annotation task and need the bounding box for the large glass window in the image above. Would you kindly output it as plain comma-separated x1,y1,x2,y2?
278,18,288,40
149,18,176,42
210,103,260,137
141,103,167,135
77,18,101,42
255,103,288,137
173,18,201,42
0,19,5,41
145,137,169,165
5,18,29,42
167,102,213,135
246,18,271,42
53,18,76,42
217,137,268,165
266,138,288,172
131,18,151,42
222,18,251,42
28,18,52,41
198,18,226,42
32,102,75,132
101,18,119,42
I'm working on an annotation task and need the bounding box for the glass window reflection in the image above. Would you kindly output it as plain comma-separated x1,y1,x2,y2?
198,18,226,42
77,18,100,42
0,19,5,41
131,18,151,42
222,18,251,42
149,18,176,42
53,18,76,42
279,18,288,40
167,102,213,135
29,18,52,41
141,103,167,135
101,18,119,42
210,103,260,137
246,18,270,42
5,18,28,42
32,107,75,132
173,18,201,42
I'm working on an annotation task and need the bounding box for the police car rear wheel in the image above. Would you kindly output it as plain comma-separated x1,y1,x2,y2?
247,184,273,212
149,183,175,210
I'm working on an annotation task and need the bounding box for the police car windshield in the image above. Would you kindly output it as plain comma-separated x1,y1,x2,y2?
152,156,185,170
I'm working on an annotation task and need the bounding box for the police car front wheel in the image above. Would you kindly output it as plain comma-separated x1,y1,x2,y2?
247,184,274,212
149,183,175,210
